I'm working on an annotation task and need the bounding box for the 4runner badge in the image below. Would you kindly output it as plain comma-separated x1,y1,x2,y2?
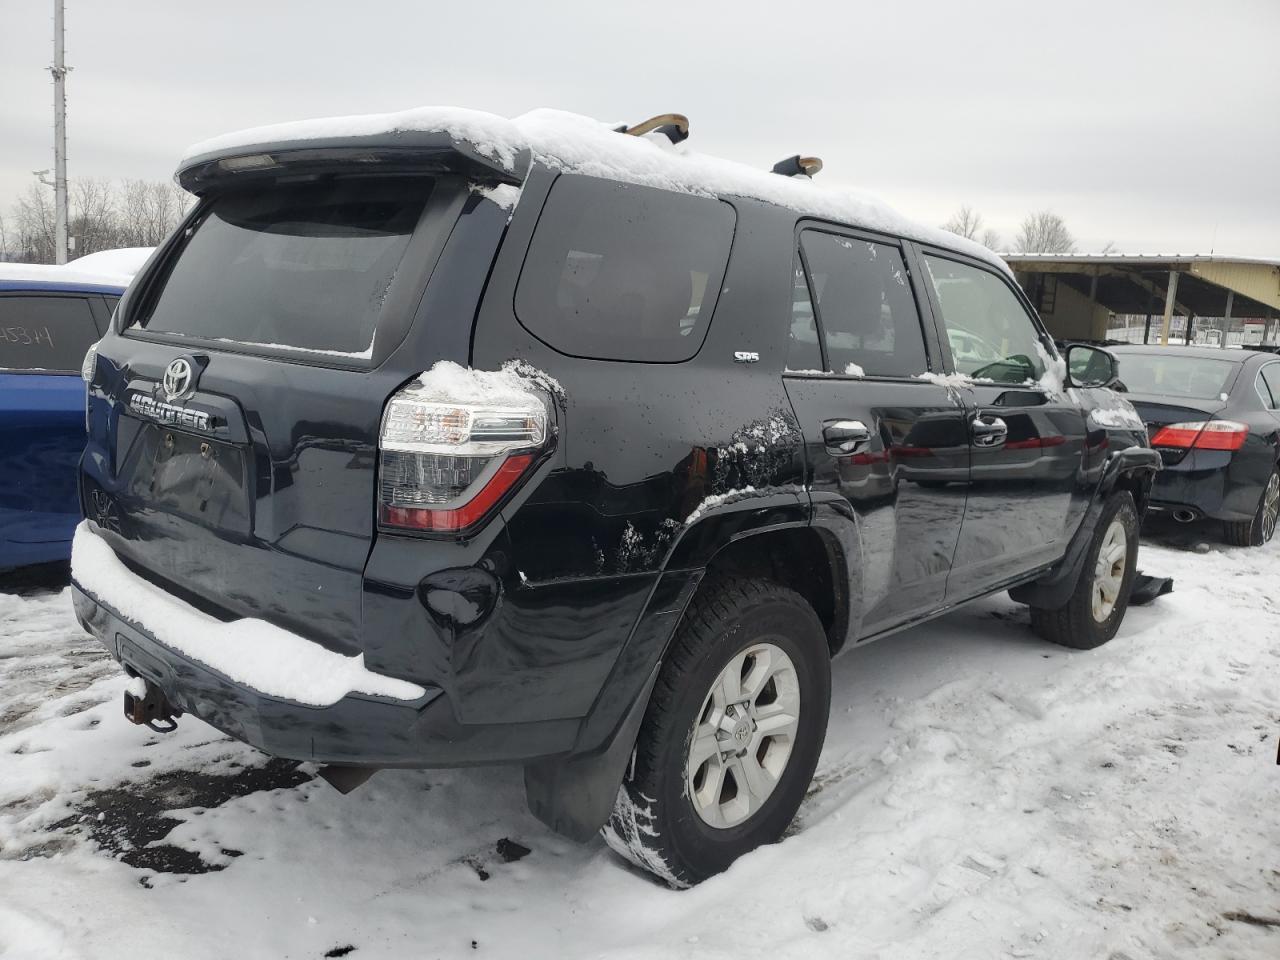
129,393,212,433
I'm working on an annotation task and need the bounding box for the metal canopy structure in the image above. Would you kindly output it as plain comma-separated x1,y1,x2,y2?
1005,254,1280,345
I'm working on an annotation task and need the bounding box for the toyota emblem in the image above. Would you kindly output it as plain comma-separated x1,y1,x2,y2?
162,358,195,401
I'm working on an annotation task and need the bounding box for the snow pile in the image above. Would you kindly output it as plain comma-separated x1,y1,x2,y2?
1086,389,1145,430
69,523,426,706
410,359,564,406
843,362,865,377
180,107,1007,274
684,486,757,525
0,246,154,289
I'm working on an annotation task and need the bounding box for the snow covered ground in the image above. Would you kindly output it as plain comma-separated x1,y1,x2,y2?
1,521,1277,959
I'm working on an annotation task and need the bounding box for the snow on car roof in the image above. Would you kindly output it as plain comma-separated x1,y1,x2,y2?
0,247,154,289
181,107,1007,273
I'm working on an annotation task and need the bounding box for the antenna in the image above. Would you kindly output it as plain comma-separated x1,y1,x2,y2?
49,0,71,264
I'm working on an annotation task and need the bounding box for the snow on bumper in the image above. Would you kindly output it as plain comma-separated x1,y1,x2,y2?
70,521,426,707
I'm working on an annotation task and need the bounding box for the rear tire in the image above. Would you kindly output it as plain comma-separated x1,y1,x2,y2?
1223,468,1279,547
1030,490,1139,650
601,576,830,887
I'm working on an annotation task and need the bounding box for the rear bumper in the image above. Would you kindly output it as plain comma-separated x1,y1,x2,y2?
72,582,581,767
1147,449,1258,522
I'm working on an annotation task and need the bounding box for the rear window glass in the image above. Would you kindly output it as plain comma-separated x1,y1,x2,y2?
515,176,735,362
1116,353,1238,400
131,178,431,358
0,295,99,372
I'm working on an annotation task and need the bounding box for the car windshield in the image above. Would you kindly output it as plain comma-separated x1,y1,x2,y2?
1116,353,1238,400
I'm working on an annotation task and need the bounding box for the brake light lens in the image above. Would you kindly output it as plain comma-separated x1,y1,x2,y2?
81,340,99,384
378,387,549,534
1150,419,1249,451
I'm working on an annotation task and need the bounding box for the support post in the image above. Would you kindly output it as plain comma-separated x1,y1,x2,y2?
1159,270,1179,346
51,0,69,265
1221,290,1233,349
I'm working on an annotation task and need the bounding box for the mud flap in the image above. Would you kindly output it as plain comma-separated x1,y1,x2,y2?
1129,572,1173,606
523,661,661,843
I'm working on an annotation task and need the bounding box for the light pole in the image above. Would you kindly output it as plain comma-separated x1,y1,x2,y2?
49,0,70,264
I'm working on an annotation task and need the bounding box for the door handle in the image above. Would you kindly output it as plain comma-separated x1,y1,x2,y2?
822,419,871,455
971,414,1007,447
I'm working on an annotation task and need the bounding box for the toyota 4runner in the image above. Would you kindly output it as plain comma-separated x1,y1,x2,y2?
71,108,1159,886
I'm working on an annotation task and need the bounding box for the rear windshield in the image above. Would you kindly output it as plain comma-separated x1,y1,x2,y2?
515,176,735,362
0,295,99,372
131,178,431,358
1117,353,1238,400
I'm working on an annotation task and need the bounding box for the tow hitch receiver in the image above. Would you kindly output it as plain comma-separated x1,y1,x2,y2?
124,677,182,732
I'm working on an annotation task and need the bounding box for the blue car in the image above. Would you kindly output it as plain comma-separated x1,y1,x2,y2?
1,273,122,571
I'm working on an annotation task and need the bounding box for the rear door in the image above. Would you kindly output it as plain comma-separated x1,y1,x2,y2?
914,249,1089,597
84,175,479,653
782,226,970,637
0,292,101,552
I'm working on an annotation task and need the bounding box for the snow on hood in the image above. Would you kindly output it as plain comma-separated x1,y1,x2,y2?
70,523,426,707
180,107,1007,272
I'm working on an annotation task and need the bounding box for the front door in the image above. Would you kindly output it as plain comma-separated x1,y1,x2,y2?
783,227,970,637
915,250,1089,598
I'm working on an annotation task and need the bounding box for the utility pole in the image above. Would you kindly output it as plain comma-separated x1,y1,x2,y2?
50,0,70,264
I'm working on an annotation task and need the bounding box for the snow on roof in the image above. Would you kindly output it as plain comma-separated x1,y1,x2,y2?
0,247,154,288
181,107,1007,273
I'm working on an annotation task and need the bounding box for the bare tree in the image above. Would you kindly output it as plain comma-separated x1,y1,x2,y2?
1099,240,1118,255
1013,211,1075,254
6,177,192,263
942,205,1002,251
942,205,984,241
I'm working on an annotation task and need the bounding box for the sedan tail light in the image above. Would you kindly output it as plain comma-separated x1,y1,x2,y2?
378,386,549,534
1149,419,1249,452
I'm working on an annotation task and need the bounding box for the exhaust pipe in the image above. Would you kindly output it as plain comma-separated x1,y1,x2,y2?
123,675,182,732
1172,508,1197,523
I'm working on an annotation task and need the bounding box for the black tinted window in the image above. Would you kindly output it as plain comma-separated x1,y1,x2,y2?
133,178,431,357
799,231,927,377
515,176,735,362
0,295,98,372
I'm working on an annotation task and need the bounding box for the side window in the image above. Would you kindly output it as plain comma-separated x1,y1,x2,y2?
786,261,822,371
0,295,99,372
515,176,736,362
799,231,927,377
923,255,1047,385
1260,365,1280,410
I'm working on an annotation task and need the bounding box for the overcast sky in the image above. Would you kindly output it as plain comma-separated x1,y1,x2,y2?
2,0,1277,255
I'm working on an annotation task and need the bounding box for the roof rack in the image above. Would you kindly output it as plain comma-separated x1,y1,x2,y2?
617,113,689,145
771,155,823,178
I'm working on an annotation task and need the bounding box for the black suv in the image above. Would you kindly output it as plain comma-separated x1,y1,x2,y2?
71,110,1160,887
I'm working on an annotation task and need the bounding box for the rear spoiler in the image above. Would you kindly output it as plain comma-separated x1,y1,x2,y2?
177,131,529,195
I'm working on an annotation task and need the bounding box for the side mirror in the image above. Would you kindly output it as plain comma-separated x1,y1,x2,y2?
1064,344,1119,389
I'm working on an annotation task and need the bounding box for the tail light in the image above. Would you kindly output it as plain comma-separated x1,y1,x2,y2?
377,384,549,534
1149,419,1249,452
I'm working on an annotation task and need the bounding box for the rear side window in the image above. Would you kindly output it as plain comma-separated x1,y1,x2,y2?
924,255,1047,385
1258,364,1280,409
515,176,735,362
799,231,927,377
0,295,99,372
131,178,432,358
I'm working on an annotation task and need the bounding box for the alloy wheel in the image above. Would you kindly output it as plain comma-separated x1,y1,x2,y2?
1262,473,1279,543
686,642,801,829
1091,519,1128,622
